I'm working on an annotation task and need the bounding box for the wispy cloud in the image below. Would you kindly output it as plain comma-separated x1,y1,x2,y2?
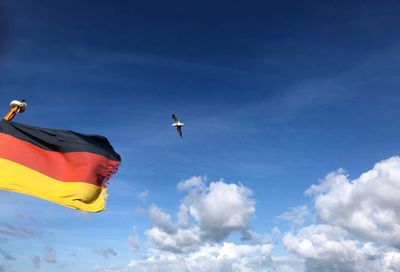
43,246,57,263
31,255,40,270
0,248,15,261
128,236,141,253
137,190,149,201
94,247,117,258
0,222,43,238
277,205,310,227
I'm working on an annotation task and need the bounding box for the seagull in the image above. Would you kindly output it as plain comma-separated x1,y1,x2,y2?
172,114,184,138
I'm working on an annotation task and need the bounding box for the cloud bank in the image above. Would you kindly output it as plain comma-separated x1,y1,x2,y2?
130,176,274,272
94,157,400,272
284,156,400,271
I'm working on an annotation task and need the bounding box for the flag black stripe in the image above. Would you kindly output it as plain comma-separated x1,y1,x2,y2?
0,120,121,161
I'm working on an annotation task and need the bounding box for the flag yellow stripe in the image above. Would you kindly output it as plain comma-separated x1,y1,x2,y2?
0,158,106,212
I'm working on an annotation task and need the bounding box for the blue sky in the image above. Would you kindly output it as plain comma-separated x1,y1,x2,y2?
1,1,400,271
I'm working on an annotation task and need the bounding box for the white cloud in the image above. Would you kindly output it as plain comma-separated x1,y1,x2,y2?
146,226,202,253
90,265,128,272
283,224,377,261
240,229,270,244
129,177,273,272
145,177,259,254
383,251,400,272
271,227,282,238
129,242,274,272
277,206,310,227
306,157,400,248
282,224,398,272
177,176,206,192
271,255,304,272
178,176,255,241
282,156,400,271
94,158,400,272
138,190,149,201
148,205,176,234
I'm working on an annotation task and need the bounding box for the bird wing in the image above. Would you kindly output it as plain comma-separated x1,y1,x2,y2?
172,114,179,123
177,126,183,138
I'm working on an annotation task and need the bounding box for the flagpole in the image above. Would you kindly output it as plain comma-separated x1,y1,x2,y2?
3,100,27,121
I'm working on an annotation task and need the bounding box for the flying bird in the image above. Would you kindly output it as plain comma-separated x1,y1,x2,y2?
172,114,184,138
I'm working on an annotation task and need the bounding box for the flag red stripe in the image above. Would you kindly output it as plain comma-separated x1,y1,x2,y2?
0,133,119,186
0,120,121,161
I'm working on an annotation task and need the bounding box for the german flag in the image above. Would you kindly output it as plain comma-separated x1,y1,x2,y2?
0,120,121,212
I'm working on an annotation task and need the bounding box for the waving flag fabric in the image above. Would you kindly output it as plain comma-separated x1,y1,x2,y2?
0,120,121,212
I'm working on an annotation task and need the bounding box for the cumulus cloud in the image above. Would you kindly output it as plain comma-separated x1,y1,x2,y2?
306,157,400,248
282,156,400,271
144,177,259,256
178,176,255,241
130,177,273,271
94,158,400,271
94,248,117,258
177,176,206,191
383,251,400,271
283,224,395,272
271,255,304,272
148,205,176,234
146,226,202,254
240,229,270,244
283,224,378,261
129,242,274,272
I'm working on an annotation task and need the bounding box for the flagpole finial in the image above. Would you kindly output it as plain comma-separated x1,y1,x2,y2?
4,99,27,121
